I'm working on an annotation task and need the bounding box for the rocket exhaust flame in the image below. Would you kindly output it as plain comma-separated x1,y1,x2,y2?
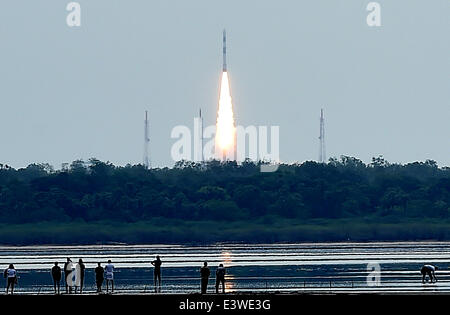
215,30,236,160
215,71,236,158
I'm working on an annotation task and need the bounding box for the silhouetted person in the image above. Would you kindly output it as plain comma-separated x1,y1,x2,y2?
105,260,114,293
4,264,17,295
200,262,210,294
95,262,104,293
421,264,438,283
51,262,62,294
64,258,73,294
75,258,85,294
151,255,162,292
215,264,226,294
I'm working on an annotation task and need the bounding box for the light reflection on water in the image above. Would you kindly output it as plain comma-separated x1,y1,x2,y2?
225,274,234,292
221,251,233,265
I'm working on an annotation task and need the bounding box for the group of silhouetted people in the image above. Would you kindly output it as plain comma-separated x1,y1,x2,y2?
3,259,442,294
200,262,227,294
3,256,158,295
50,258,115,294
4,255,229,295
3,256,162,294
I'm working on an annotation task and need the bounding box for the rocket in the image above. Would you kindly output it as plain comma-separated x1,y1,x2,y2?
222,29,227,72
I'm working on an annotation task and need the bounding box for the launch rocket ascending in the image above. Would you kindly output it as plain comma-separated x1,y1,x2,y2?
215,29,235,160
222,29,227,72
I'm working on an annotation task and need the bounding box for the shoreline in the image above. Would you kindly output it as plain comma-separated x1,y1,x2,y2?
2,219,450,246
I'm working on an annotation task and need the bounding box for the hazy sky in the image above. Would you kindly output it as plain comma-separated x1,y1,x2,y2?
0,0,449,169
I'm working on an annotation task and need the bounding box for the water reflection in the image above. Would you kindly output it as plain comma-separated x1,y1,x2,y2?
221,251,233,265
218,251,233,291
225,274,234,292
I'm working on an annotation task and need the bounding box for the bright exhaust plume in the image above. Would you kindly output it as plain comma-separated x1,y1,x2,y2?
215,71,236,158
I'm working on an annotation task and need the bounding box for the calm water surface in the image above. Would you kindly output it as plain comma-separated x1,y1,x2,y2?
1,242,450,294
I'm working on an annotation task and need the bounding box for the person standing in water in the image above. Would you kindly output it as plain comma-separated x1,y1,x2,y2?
51,262,62,295
151,255,162,292
75,258,86,294
215,264,226,294
421,264,438,283
200,262,210,294
95,262,104,293
64,258,73,294
3,264,17,295
105,260,114,293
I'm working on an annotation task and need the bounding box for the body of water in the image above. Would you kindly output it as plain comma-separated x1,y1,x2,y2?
1,242,449,294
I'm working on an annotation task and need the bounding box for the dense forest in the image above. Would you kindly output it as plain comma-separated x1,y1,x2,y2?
0,156,449,244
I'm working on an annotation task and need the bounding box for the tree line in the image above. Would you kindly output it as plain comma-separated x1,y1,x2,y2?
0,156,449,226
